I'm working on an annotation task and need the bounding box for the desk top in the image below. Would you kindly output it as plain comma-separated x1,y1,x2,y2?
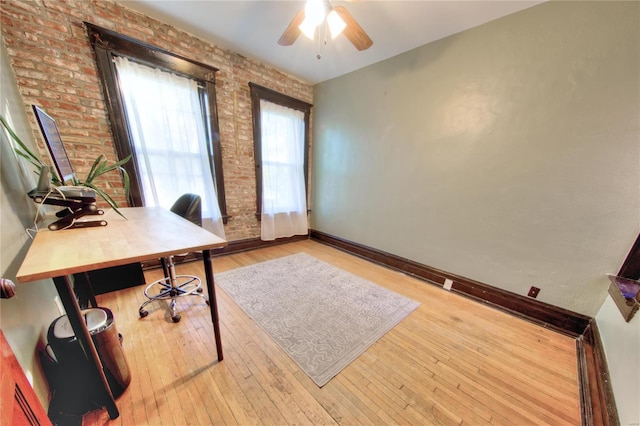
16,207,227,283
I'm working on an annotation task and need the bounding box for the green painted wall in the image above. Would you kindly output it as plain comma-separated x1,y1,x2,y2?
312,0,639,317
311,2,639,421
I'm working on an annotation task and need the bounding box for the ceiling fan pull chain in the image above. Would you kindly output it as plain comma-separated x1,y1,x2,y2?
316,21,329,60
316,24,323,59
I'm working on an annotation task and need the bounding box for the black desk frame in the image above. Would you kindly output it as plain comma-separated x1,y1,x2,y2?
52,248,223,420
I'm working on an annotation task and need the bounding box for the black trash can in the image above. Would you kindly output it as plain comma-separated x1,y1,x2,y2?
46,307,131,416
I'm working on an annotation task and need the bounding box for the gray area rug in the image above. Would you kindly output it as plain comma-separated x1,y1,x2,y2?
215,252,420,387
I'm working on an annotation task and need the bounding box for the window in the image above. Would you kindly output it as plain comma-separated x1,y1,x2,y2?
86,23,227,233
249,83,312,240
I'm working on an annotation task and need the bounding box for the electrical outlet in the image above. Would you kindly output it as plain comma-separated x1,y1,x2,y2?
528,286,540,298
443,279,453,291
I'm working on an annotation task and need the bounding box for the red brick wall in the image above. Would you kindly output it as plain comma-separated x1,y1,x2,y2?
0,0,313,241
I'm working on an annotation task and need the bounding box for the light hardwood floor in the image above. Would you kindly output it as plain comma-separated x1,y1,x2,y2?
83,240,581,425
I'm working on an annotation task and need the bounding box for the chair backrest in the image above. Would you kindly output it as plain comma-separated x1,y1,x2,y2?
170,194,202,227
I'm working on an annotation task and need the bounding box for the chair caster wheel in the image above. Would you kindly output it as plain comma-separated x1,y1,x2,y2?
172,315,181,323
197,287,203,293
139,310,148,318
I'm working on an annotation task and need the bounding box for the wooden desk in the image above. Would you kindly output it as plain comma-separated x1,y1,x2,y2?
16,207,227,419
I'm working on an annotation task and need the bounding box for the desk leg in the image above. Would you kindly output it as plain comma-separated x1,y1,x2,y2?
202,249,223,361
53,276,119,420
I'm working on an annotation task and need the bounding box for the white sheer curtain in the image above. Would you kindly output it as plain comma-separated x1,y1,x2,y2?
114,56,225,239
260,99,308,240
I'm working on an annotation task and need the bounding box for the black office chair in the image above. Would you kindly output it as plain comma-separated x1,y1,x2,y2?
138,194,208,322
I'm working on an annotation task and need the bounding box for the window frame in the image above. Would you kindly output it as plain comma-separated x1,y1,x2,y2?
85,22,227,221
249,83,312,217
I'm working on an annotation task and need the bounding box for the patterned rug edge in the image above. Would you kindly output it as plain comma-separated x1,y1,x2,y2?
216,252,420,387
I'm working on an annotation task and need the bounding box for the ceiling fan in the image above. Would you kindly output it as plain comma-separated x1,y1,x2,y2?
278,0,373,51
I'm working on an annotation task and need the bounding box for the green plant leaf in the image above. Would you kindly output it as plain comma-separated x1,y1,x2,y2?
96,157,129,178
81,181,127,219
2,113,131,216
14,149,44,171
120,165,131,199
79,154,131,204
0,115,45,170
84,154,131,184
84,155,104,184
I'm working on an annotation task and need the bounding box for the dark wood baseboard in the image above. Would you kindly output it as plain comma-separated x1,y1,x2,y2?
138,228,618,424
309,228,619,425
310,229,590,336
577,322,620,426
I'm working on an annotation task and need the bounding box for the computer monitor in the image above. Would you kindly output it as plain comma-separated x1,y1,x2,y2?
32,105,75,184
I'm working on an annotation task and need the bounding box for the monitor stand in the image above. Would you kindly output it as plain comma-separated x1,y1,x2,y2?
28,187,108,231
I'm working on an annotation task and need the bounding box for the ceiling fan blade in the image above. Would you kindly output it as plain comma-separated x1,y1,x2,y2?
278,9,305,46
333,6,373,51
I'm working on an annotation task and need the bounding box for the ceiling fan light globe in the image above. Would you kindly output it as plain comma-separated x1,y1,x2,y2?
299,18,317,40
304,0,326,26
327,10,346,39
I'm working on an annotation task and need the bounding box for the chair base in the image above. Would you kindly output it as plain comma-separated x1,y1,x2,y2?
139,273,208,323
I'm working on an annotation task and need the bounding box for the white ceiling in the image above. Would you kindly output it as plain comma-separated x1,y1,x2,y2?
120,0,544,85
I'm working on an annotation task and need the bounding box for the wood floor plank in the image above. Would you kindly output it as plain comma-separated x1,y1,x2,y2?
82,240,581,425
334,374,394,425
